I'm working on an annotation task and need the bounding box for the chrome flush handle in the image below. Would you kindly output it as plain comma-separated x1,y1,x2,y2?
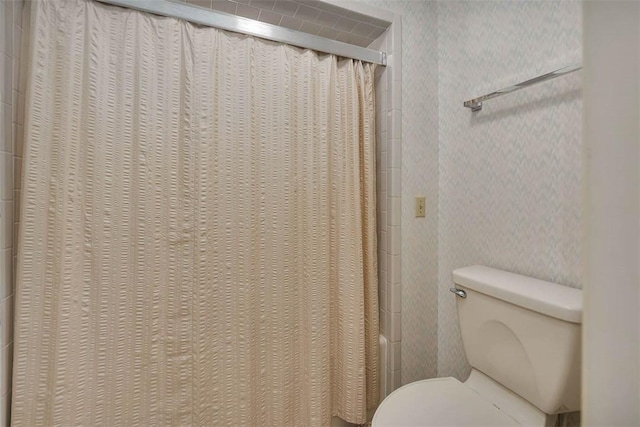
449,288,467,298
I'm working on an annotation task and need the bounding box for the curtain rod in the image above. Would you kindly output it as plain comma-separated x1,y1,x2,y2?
463,63,581,111
95,0,387,66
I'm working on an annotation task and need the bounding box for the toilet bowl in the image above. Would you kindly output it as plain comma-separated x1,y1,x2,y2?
373,266,582,426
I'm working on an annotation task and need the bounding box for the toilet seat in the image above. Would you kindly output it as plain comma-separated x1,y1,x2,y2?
372,377,519,426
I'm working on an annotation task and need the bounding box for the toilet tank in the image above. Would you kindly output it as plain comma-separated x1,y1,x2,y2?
452,266,582,415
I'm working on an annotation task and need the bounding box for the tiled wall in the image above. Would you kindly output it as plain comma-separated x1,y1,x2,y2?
365,13,402,397
437,0,583,380
0,0,26,425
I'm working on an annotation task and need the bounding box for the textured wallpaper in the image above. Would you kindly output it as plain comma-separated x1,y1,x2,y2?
356,0,440,385
394,0,439,386
437,0,583,380
357,0,582,385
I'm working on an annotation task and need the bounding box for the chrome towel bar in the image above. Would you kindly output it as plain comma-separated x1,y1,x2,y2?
464,63,581,112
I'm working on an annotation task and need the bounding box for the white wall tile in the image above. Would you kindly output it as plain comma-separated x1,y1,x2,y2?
366,9,402,395
391,341,401,371
385,364,393,395
0,104,9,153
389,254,400,285
388,109,401,139
1,1,25,419
2,62,11,105
390,284,401,313
0,343,11,396
0,154,12,201
379,210,387,233
392,368,401,390
390,312,401,341
379,309,388,335
12,1,22,29
14,124,23,158
379,268,387,294
388,168,400,196
0,297,11,347
14,92,22,126
0,202,11,250
377,170,386,197
0,54,9,106
389,83,401,111
378,240,387,265
379,288,387,312
388,138,400,168
11,50,20,91
388,193,400,226
389,224,400,255
0,4,5,56
0,249,10,299
0,389,8,426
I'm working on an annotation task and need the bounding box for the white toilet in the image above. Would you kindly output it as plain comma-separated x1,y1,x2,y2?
373,265,582,426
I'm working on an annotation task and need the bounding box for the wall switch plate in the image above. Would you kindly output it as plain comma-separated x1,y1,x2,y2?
415,197,426,217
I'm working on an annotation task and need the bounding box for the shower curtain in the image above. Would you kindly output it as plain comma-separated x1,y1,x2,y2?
11,0,378,425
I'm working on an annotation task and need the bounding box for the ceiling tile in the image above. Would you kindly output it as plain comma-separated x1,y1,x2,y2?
279,15,303,30
314,10,340,28
335,31,350,43
210,1,238,14
352,22,377,37
369,26,386,40
346,33,370,47
258,9,283,25
272,1,299,17
236,3,260,20
334,16,358,33
369,16,391,28
299,20,323,35
343,9,371,24
314,1,347,16
294,4,319,21
294,0,320,8
249,0,275,10
186,0,212,8
316,25,338,40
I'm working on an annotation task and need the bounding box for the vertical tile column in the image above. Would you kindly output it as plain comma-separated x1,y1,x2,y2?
368,9,402,399
383,16,402,395
0,0,25,425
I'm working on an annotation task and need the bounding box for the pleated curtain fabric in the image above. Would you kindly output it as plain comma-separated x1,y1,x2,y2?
11,0,379,425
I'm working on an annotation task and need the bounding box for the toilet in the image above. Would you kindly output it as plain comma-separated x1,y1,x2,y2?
373,265,582,426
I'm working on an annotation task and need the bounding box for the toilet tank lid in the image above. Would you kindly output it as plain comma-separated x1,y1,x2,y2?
452,266,582,323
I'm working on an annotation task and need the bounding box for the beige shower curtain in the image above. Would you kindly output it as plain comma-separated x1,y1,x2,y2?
11,0,378,425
